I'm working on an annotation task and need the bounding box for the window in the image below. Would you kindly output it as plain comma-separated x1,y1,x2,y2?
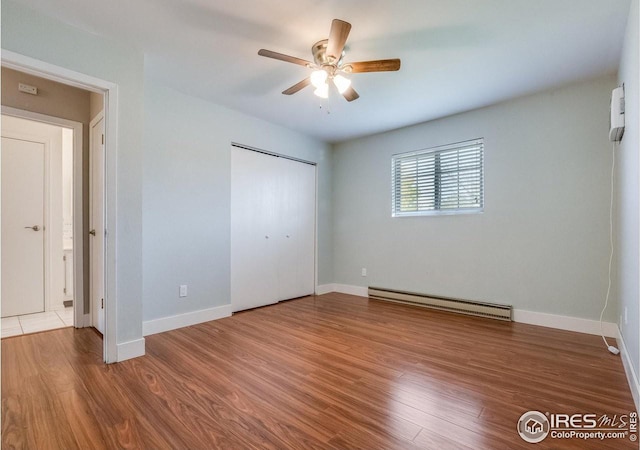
392,138,484,216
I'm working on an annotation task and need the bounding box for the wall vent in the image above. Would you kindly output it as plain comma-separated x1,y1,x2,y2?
368,287,512,321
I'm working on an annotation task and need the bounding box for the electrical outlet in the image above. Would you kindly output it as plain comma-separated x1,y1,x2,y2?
179,284,188,298
361,268,367,277
624,307,628,325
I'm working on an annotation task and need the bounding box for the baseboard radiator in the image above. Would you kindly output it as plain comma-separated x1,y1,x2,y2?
368,287,512,321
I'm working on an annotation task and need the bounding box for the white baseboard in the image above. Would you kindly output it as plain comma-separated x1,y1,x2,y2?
316,283,337,295
315,284,336,295
116,337,145,362
326,284,619,337
333,284,368,297
617,328,640,411
512,309,619,338
143,304,232,337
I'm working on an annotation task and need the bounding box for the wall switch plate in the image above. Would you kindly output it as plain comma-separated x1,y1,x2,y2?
624,307,628,325
179,284,188,298
361,268,367,277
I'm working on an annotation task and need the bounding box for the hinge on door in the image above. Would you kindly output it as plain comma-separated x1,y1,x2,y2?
63,288,67,294
63,255,66,261
101,298,104,309
101,134,105,145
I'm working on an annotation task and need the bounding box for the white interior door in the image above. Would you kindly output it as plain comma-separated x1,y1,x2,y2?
1,136,46,317
90,115,105,334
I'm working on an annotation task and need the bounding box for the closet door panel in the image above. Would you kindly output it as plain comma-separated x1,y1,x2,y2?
231,148,279,311
276,158,316,301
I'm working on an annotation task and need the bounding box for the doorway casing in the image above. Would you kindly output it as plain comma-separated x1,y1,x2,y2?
1,50,119,363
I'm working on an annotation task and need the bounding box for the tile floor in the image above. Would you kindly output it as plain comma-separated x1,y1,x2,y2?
1,307,73,338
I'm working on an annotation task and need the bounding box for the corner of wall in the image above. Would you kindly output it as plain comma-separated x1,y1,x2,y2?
618,327,640,411
616,0,640,392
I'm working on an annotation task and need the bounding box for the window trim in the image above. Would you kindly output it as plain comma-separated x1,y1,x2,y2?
391,138,484,218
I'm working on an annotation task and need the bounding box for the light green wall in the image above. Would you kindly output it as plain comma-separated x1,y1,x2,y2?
333,76,618,321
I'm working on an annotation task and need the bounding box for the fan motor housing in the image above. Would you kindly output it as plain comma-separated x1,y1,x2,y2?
312,39,344,66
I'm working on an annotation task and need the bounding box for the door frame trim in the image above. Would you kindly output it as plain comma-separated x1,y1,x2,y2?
2,107,83,325
1,50,118,363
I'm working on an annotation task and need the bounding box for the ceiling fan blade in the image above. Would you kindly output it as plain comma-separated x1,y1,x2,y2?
342,86,359,102
258,49,313,68
282,77,311,95
347,59,401,73
326,19,352,62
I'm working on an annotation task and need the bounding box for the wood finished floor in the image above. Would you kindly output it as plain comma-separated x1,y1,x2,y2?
2,293,637,449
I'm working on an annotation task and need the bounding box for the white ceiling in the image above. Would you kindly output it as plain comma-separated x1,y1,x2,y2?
16,0,632,143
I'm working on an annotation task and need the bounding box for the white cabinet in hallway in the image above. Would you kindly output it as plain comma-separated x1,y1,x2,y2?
231,146,315,312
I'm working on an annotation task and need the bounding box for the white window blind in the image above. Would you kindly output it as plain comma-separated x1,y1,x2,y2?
392,138,484,216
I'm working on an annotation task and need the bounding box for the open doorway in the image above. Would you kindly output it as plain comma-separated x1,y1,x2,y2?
0,59,113,360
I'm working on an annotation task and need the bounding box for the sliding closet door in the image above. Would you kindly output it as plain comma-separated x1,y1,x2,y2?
231,147,316,312
231,148,279,311
276,157,315,300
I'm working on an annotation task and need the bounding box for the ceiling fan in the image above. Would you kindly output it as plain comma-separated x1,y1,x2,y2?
258,19,401,102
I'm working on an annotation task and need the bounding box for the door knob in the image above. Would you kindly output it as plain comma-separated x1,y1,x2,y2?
24,225,40,231
89,229,96,236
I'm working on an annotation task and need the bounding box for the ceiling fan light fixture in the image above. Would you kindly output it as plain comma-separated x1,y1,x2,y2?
333,74,351,94
258,19,400,102
314,83,329,99
310,70,328,88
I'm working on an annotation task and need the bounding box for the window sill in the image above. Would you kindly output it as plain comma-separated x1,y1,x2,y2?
392,208,484,218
